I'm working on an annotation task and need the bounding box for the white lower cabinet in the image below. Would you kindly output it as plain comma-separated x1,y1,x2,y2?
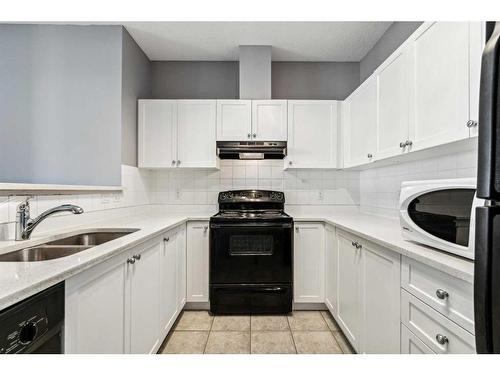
186,221,209,303
129,240,162,354
65,225,187,354
336,231,362,350
293,222,325,303
324,224,338,317
361,242,401,354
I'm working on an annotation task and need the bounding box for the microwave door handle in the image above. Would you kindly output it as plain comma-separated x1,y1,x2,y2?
477,21,500,199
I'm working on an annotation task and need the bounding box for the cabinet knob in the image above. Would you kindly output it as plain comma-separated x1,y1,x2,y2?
399,142,406,148
171,160,176,165
405,140,412,146
247,133,251,139
177,160,181,166
132,254,141,261
367,153,373,158
164,237,169,242
127,258,136,264
252,133,257,138
289,161,292,166
435,289,449,300
466,120,478,128
295,227,299,232
203,226,208,233
435,334,449,345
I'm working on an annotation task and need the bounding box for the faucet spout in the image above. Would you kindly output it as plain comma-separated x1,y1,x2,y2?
15,200,84,241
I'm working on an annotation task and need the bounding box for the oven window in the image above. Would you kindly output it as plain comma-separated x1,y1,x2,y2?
229,234,274,256
407,188,475,246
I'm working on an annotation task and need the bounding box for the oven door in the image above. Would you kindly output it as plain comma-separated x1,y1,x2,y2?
210,222,293,284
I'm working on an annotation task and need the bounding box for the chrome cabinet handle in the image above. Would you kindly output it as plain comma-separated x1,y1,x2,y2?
367,153,373,158
171,160,176,166
252,133,256,138
435,334,449,345
127,258,135,264
288,161,292,165
466,120,478,128
203,226,208,234
132,254,141,260
177,160,181,166
405,140,413,146
436,289,449,300
399,142,406,148
295,227,299,233
247,133,251,139
351,241,356,247
164,237,170,242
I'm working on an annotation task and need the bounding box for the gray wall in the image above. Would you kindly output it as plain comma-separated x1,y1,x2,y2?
151,61,239,99
272,62,359,100
0,24,123,186
239,46,272,99
121,29,152,167
151,61,359,100
359,21,423,83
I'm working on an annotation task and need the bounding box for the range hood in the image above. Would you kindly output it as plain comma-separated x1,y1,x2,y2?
217,141,287,160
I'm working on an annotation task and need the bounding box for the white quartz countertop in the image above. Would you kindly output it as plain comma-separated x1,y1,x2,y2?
0,210,474,311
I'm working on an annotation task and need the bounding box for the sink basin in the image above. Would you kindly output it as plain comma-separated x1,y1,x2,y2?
0,228,139,262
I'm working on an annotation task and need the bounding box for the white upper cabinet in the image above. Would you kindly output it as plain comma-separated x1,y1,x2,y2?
408,22,471,152
287,100,339,169
294,222,325,303
216,100,252,141
376,46,411,159
139,100,217,169
252,100,287,141
468,22,485,138
343,77,377,168
138,100,177,168
177,100,217,168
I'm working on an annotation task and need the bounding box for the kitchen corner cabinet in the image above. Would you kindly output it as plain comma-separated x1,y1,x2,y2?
138,99,217,169
342,79,377,168
293,222,325,303
335,229,401,353
286,101,339,169
65,225,187,354
186,221,210,303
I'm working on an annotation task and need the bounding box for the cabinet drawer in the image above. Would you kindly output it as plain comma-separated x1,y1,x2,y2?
401,256,474,333
401,290,475,354
401,323,434,354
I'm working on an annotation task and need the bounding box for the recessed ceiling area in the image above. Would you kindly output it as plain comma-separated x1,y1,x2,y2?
123,22,393,61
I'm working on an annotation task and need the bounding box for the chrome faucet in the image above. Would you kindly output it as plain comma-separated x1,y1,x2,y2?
15,198,84,241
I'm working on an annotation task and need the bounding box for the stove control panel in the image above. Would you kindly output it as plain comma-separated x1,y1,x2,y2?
218,190,285,203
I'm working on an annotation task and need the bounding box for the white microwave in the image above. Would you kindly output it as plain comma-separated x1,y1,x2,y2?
399,178,484,260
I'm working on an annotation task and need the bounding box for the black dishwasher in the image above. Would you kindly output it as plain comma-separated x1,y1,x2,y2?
0,282,64,354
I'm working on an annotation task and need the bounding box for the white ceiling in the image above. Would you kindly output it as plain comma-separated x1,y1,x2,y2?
122,22,393,62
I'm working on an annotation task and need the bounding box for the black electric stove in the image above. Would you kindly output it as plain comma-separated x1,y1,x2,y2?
209,190,293,314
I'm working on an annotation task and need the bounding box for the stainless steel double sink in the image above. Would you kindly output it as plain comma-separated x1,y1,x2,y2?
0,229,139,262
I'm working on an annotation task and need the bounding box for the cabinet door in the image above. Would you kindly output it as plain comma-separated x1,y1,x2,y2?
252,100,287,141
401,324,435,354
469,22,486,138
343,77,377,168
361,243,401,354
216,100,252,141
138,100,177,168
65,252,130,354
186,221,210,303
409,22,471,151
287,101,338,169
176,225,187,309
177,100,217,168
377,47,411,159
160,230,179,337
130,240,162,354
324,225,338,317
293,223,325,303
336,231,362,350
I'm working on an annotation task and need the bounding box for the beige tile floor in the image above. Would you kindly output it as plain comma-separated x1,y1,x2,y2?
159,310,355,354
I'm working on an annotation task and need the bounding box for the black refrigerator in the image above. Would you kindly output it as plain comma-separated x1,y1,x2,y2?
475,21,500,353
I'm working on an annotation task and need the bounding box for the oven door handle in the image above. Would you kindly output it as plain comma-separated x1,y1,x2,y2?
210,223,293,229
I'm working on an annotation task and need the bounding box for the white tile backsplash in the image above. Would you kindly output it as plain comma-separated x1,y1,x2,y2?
0,165,153,240
359,147,478,218
150,159,360,207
